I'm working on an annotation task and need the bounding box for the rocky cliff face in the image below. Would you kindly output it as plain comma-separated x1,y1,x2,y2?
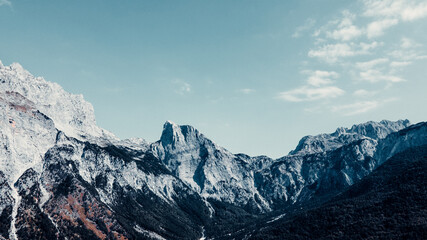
0,60,426,239
0,62,115,144
289,120,411,155
152,121,271,212
256,122,427,208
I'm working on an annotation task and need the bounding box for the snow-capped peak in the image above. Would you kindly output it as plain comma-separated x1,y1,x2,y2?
0,60,117,144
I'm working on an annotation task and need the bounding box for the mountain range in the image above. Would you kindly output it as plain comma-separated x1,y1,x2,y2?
0,60,426,239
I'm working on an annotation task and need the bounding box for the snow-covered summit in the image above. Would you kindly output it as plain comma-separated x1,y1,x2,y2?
289,119,411,155
0,60,117,144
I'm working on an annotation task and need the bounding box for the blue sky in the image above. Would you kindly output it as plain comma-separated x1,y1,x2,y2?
1,0,426,158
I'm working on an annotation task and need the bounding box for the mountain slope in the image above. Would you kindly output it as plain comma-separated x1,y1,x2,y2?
0,62,211,239
247,144,427,240
0,60,426,239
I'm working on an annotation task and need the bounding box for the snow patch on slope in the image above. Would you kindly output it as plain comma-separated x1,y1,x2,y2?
134,225,166,240
9,185,20,240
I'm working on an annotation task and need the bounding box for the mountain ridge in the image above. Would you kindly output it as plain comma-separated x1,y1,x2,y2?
0,60,426,239
243,144,427,240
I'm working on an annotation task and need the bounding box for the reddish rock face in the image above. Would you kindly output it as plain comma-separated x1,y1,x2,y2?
43,182,128,240
13,160,130,240
5,138,208,240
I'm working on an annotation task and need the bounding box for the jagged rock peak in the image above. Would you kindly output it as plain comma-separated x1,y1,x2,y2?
160,120,200,147
348,119,411,139
290,119,411,155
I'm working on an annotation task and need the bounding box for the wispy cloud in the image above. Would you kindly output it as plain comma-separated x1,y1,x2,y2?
278,69,344,102
305,70,339,86
173,79,191,95
238,88,256,94
326,10,363,41
389,37,427,61
308,42,381,63
389,50,427,61
355,57,405,84
331,100,380,115
285,0,426,116
362,0,427,22
278,86,344,102
366,18,398,38
353,89,378,97
0,0,11,7
314,1,427,42
308,43,355,63
401,2,427,21
400,37,421,49
356,58,389,70
331,98,396,116
390,61,411,68
359,69,404,83
292,18,316,38
328,25,363,41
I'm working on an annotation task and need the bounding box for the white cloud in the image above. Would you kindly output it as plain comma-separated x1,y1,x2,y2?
356,58,389,70
360,1,427,39
362,0,405,18
313,1,427,51
173,79,191,95
305,70,339,86
325,10,363,41
390,61,412,68
308,43,355,63
401,1,427,21
328,25,363,41
389,50,427,61
331,100,380,115
353,89,378,97
362,0,427,22
292,18,316,38
238,88,255,94
308,42,381,63
359,69,404,83
278,70,343,102
400,37,421,49
359,41,382,52
278,86,345,102
0,0,11,7
331,98,397,116
366,18,398,38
